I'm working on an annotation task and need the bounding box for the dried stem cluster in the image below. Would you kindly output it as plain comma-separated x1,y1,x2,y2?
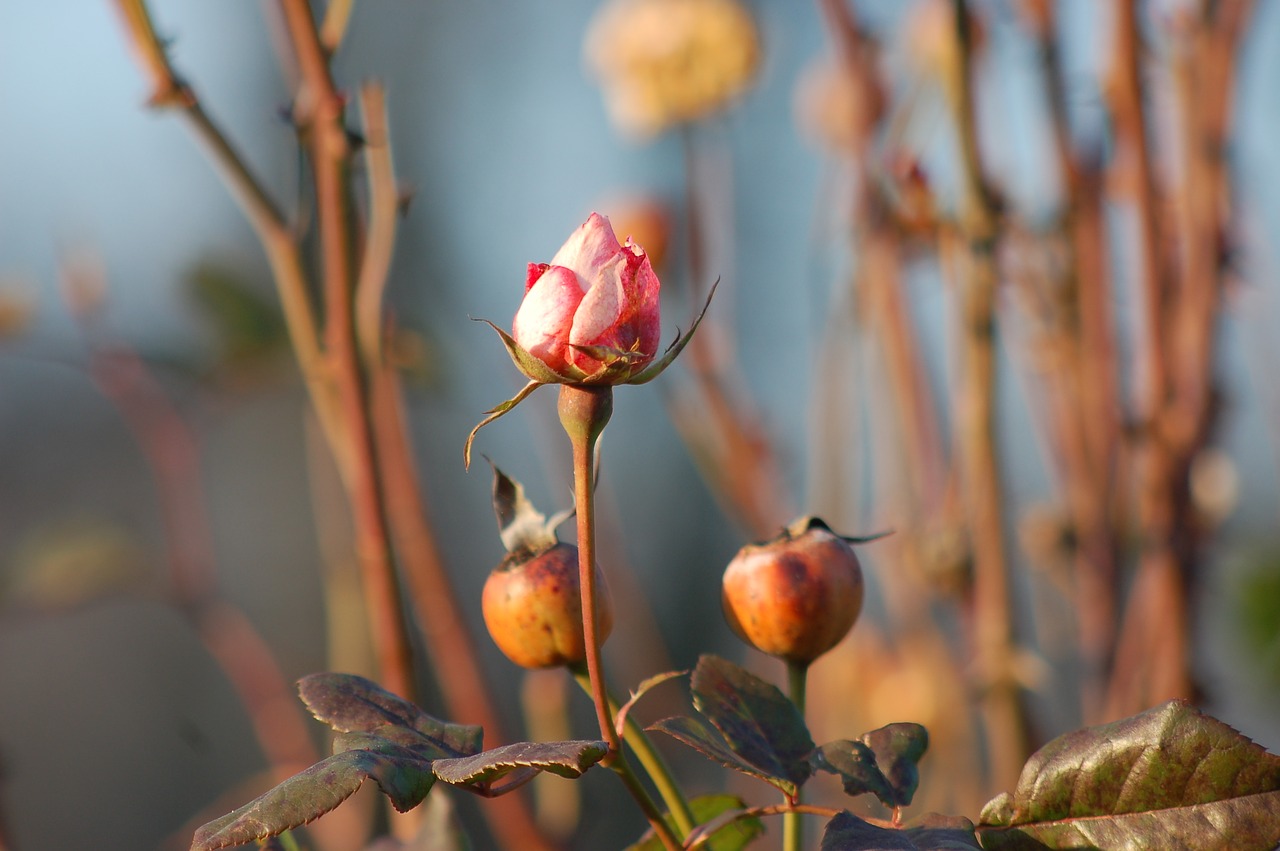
113,2,555,848
664,0,1255,801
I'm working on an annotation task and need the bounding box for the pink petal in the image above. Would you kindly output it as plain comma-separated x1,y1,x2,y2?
624,242,662,357
525,262,550,294
513,265,585,374
567,244,662,375
550,213,624,280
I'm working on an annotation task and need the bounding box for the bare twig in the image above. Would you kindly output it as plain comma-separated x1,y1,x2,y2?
355,82,399,367
944,0,1029,789
1016,0,1121,723
276,0,416,702
111,0,337,458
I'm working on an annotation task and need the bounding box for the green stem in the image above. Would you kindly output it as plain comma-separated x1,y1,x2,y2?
571,667,697,838
784,661,809,851
559,386,681,850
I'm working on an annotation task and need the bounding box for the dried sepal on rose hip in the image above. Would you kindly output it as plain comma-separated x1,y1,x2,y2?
722,516,884,666
481,463,613,669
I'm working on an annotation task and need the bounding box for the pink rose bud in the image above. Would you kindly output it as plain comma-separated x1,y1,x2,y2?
512,213,661,382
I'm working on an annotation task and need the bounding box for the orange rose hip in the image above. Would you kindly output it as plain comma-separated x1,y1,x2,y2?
721,516,864,665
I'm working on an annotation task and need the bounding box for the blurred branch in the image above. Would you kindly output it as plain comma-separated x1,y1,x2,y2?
1106,0,1253,718
276,0,416,703
945,0,1029,790
320,0,357,53
1016,0,1121,723
1104,0,1187,718
111,0,331,431
355,82,399,367
58,256,367,850
276,5,559,847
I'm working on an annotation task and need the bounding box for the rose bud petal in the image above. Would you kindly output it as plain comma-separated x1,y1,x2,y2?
512,213,661,382
513,265,585,374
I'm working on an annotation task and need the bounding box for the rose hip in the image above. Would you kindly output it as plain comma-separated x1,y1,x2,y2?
721,516,864,666
482,541,614,670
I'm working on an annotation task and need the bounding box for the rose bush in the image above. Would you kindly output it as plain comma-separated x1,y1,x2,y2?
512,212,661,382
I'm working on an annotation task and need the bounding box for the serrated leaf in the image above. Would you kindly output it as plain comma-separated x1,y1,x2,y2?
980,791,1280,849
626,794,763,851
976,699,1280,850
464,379,544,469
190,740,435,851
812,740,897,806
626,278,719,385
649,714,801,796
859,723,929,808
489,463,557,554
820,812,980,850
331,726,455,760
298,673,482,757
691,655,815,791
432,739,608,790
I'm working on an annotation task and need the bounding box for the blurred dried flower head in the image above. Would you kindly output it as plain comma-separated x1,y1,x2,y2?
585,0,760,138
58,249,109,319
0,284,35,338
793,54,882,154
1190,448,1239,526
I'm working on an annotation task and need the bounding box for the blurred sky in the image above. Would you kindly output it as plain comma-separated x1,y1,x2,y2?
2,2,1280,849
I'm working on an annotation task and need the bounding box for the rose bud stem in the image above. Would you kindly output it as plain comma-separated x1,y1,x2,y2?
784,659,809,851
557,384,616,751
559,385,683,849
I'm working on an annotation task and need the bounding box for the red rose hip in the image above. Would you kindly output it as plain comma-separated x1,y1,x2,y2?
721,516,864,665
483,542,614,670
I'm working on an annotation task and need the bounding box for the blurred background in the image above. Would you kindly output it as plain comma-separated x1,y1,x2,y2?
1,1,1279,849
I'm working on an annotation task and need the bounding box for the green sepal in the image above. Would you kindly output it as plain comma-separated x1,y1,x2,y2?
464,379,543,469
472,317,581,384
626,278,720,385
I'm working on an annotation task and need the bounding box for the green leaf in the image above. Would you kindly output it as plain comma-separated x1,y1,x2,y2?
977,699,1280,849
187,260,286,365
821,812,980,850
691,655,815,791
488,463,558,555
330,726,456,760
859,723,929,808
626,278,719,385
190,739,436,851
626,794,764,851
812,740,897,806
432,740,608,792
649,714,802,796
298,673,482,757
464,379,544,469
